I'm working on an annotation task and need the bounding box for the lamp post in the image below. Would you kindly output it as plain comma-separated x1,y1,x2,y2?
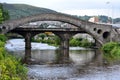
106,1,113,24
106,1,113,42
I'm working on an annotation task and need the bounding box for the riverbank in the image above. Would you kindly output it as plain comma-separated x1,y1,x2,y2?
5,39,120,80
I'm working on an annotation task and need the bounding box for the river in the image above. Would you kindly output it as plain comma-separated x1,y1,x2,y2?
5,39,120,80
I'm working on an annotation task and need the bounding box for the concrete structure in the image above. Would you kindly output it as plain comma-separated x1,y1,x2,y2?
0,13,119,63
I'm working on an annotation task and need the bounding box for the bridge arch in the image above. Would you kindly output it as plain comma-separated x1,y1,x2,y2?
0,13,112,45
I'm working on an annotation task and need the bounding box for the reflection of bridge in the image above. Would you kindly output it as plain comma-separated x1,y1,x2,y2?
0,13,120,63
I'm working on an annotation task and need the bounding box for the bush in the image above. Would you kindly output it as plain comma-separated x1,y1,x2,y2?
0,34,7,42
81,39,92,47
70,38,81,46
0,55,28,80
0,41,5,47
0,35,28,80
70,38,93,47
101,42,119,53
32,35,93,48
101,42,120,62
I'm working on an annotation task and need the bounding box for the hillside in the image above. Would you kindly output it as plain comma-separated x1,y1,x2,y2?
2,3,56,19
2,3,120,23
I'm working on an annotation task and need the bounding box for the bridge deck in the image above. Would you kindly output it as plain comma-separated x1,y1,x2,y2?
11,27,86,33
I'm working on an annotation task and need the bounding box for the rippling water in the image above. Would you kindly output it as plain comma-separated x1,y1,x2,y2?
5,39,120,80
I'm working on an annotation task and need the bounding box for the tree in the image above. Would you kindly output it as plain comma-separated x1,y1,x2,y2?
113,18,120,23
0,3,9,24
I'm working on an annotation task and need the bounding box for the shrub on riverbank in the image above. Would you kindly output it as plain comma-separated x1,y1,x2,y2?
101,42,120,61
32,35,60,46
70,38,93,48
0,34,7,42
33,34,94,47
0,35,28,80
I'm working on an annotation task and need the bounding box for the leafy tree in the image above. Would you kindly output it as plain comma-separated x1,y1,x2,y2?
38,33,47,40
113,18,120,23
0,4,3,23
0,3,9,24
0,34,7,42
99,15,108,23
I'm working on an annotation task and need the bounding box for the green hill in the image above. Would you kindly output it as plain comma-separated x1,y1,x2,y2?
2,3,56,19
2,3,120,23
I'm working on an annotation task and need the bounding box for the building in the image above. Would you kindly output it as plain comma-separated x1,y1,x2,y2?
88,16,99,23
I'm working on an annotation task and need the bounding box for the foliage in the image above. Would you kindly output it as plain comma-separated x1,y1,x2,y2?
81,39,93,47
0,41,5,47
101,42,120,62
70,38,81,46
0,3,9,24
0,35,28,80
98,15,110,23
38,33,47,40
70,38,93,48
54,36,61,46
76,15,91,21
32,33,60,46
76,15,120,24
0,34,7,42
113,18,120,23
101,42,119,53
32,34,93,47
0,5,28,76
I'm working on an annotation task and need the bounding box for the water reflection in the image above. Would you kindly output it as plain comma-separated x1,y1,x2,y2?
9,49,97,65
32,50,56,64
69,50,95,65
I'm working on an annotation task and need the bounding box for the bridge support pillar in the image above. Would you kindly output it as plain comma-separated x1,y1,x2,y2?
61,38,69,58
58,33,72,63
24,32,32,64
94,39,102,48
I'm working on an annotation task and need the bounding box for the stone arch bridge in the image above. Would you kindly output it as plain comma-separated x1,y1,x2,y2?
0,13,119,63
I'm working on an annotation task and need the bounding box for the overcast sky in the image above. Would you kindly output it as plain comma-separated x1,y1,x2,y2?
1,0,120,18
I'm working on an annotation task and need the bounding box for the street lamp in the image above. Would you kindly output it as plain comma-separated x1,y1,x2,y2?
106,1,113,24
106,1,113,42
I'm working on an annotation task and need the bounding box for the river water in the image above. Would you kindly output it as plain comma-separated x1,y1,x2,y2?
5,39,120,80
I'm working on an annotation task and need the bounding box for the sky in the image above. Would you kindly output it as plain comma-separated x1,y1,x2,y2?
1,0,120,18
